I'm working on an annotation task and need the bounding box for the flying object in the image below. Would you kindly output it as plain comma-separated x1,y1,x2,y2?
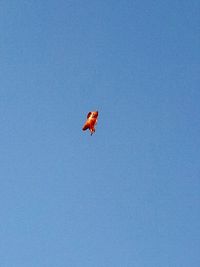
82,111,98,135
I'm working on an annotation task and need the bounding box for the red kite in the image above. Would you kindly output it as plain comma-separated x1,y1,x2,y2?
82,111,98,135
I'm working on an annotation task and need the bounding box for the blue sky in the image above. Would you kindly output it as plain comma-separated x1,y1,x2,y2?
0,1,199,266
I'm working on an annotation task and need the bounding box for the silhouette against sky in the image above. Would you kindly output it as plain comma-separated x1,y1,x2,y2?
0,1,199,266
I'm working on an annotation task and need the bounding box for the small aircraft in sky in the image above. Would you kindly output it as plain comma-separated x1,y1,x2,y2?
82,111,98,135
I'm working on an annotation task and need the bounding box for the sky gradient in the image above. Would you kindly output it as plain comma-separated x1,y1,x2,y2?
0,1,199,266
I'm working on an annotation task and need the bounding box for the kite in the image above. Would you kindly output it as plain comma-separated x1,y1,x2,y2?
82,111,98,135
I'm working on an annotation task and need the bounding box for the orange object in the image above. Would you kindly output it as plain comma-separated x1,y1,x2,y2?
82,111,98,135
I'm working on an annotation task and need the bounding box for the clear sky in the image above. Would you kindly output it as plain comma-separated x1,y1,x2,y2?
0,1,199,266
